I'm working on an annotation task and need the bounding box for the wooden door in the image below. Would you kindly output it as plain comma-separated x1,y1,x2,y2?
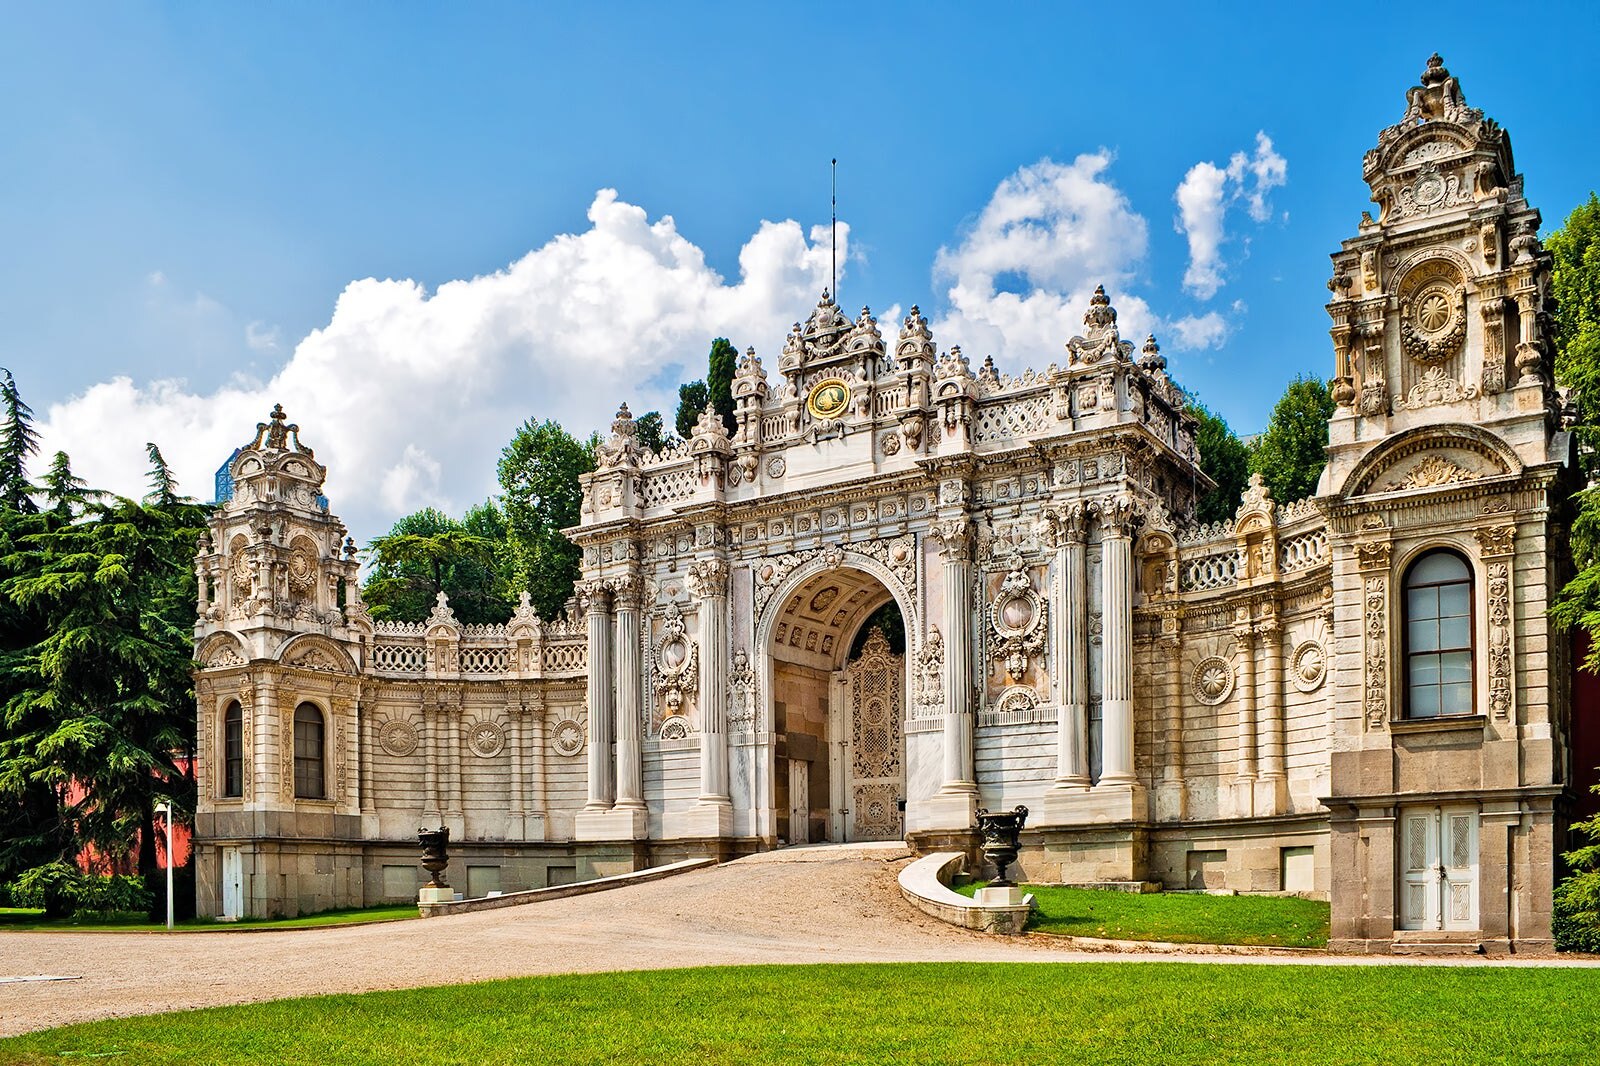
788,759,809,845
221,846,244,921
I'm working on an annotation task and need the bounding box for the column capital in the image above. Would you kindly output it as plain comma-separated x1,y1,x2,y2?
1038,503,1087,548
1094,493,1139,538
930,516,974,560
607,573,643,611
576,580,612,615
686,558,730,600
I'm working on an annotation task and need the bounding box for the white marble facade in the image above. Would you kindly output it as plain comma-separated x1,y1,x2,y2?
193,57,1576,951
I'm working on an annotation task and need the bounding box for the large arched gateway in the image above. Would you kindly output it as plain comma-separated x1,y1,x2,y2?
193,57,1579,953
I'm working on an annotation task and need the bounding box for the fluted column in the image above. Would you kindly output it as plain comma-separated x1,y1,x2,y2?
1258,615,1285,783
612,575,645,810
420,697,439,820
582,582,615,810
1159,608,1184,792
1050,505,1090,790
1234,620,1258,781
509,691,527,826
690,560,731,804
1097,496,1137,788
933,518,976,793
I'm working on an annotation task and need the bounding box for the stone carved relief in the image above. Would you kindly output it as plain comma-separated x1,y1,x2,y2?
1384,454,1478,491
1399,264,1467,365
1356,541,1393,571
988,554,1047,681
659,716,691,740
751,538,917,621
1192,655,1234,706
467,720,505,758
1364,575,1389,730
1291,641,1328,693
378,717,419,757
652,603,699,721
729,649,755,731
551,718,584,757
1486,561,1512,720
1393,366,1479,411
916,627,944,713
1474,523,1517,557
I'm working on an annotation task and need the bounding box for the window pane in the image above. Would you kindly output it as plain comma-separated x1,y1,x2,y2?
1438,583,1470,620
1410,684,1441,718
1407,587,1437,621
1411,552,1469,584
1440,681,1473,715
1409,616,1440,653
1438,612,1471,651
1410,655,1440,686
1440,651,1473,685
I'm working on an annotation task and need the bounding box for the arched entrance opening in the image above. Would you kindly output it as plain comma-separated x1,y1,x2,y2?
768,568,907,845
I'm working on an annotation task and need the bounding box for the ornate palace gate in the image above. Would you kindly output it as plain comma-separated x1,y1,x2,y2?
843,629,904,841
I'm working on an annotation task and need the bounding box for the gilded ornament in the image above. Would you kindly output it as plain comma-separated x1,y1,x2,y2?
805,377,851,420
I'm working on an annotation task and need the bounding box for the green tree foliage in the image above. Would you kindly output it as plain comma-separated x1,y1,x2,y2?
633,410,669,453
1549,196,1600,668
498,419,594,620
1555,784,1600,951
1190,401,1252,525
1544,195,1600,949
707,337,738,434
363,506,509,626
41,451,90,519
1,440,208,917
1249,376,1335,505
0,369,40,514
675,379,709,439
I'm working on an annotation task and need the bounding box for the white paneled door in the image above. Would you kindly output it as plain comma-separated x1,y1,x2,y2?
1400,806,1478,931
221,846,244,921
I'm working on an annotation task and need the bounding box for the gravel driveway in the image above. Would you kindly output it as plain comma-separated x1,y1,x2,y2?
2,845,1594,1036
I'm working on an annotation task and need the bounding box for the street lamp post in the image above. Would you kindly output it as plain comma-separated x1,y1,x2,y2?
153,802,174,930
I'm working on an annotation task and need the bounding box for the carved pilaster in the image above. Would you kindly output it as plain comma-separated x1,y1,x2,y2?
1363,575,1389,730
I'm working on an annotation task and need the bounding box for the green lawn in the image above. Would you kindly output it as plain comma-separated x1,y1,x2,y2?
957,882,1330,947
2,963,1596,1065
0,903,418,933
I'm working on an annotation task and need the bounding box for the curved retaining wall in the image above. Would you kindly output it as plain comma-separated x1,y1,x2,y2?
897,852,1033,935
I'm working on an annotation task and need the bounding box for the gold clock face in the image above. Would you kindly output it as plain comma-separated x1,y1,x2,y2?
806,378,850,420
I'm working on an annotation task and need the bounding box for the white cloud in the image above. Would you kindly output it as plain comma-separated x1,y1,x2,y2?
244,321,281,353
1170,312,1230,350
1175,132,1288,300
39,189,844,538
931,151,1155,363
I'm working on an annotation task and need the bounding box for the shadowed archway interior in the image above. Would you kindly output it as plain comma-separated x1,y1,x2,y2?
770,568,907,844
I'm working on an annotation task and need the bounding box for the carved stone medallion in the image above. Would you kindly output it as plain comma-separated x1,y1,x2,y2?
1192,655,1234,706
552,719,584,757
468,720,505,758
378,718,418,757
1291,641,1327,693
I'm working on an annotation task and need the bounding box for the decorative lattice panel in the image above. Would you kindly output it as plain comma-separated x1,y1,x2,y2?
372,643,426,673
972,393,1052,442
1180,550,1239,592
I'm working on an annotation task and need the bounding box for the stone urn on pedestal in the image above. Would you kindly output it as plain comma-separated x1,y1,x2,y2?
974,805,1028,907
417,826,454,905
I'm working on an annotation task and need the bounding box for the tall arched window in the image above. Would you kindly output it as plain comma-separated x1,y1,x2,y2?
293,703,326,799
223,701,244,798
1403,550,1475,718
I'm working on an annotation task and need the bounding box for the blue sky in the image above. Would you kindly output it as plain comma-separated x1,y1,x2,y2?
3,3,1597,536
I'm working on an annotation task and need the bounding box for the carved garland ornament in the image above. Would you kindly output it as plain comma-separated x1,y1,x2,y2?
1486,561,1512,720
1400,281,1467,365
1364,575,1389,730
1192,655,1234,706
653,602,699,719
988,554,1046,681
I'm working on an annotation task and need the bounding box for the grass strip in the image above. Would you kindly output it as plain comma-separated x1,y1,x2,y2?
1,962,1594,1065
956,882,1330,947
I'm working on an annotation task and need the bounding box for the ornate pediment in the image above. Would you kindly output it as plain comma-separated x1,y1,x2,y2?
1341,425,1520,498
278,635,354,674
197,634,248,671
